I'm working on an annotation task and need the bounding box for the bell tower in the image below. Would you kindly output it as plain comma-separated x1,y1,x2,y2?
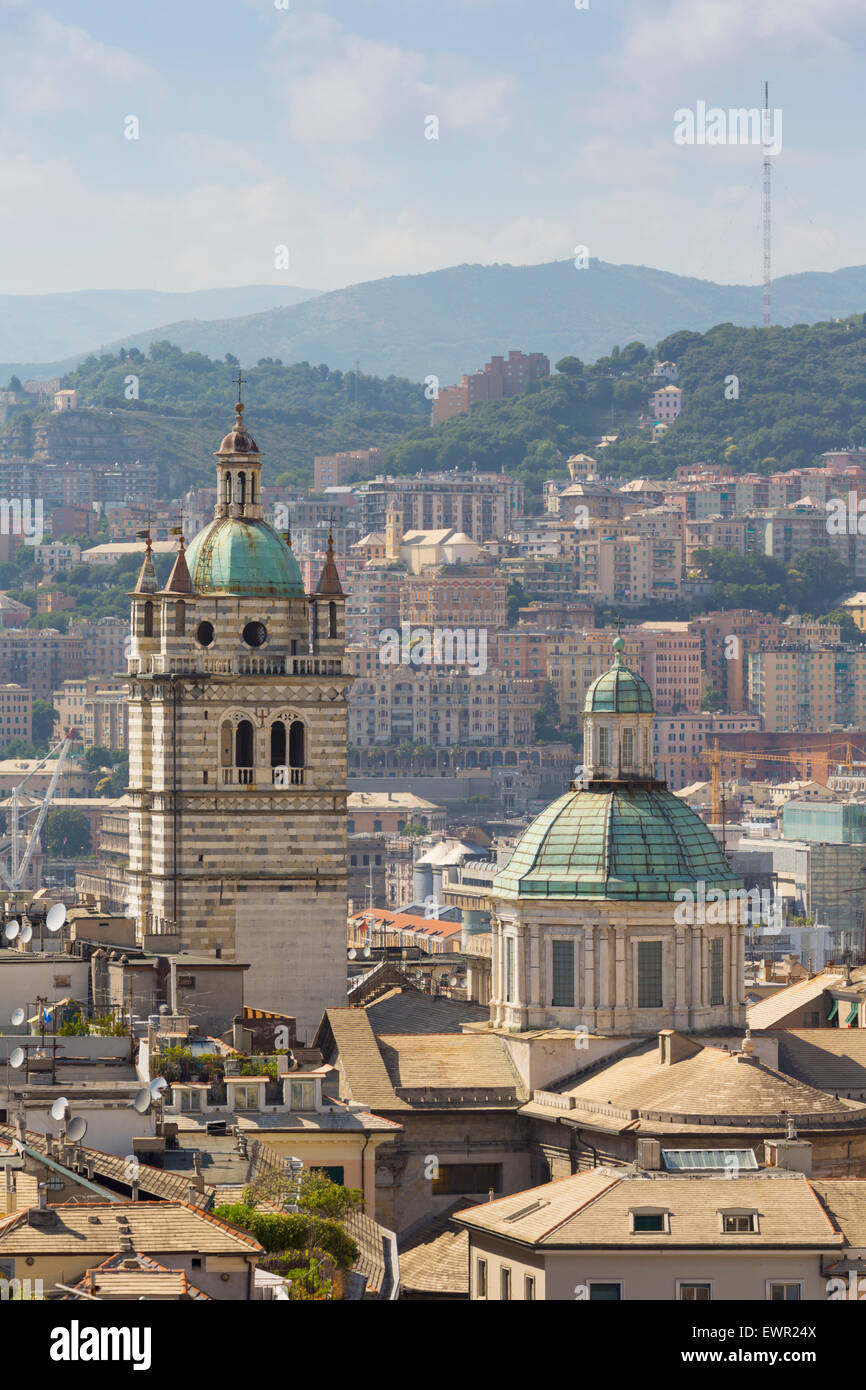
126,399,351,1039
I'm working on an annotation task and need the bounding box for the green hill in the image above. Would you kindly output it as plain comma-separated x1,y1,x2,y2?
10,258,866,387
22,345,427,492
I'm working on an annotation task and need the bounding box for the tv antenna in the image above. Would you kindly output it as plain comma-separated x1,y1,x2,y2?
762,80,772,327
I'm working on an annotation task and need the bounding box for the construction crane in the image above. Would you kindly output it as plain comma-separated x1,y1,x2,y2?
0,730,76,892
709,738,866,826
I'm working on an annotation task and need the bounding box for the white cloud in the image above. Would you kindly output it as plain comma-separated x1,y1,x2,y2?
0,5,155,117
267,11,516,148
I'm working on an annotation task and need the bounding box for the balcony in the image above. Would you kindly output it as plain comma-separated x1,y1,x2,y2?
222,768,255,785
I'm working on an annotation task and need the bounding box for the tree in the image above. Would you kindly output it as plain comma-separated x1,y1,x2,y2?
31,700,58,745
43,808,92,858
701,687,726,712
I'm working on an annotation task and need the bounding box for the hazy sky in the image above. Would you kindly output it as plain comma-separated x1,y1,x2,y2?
2,0,865,295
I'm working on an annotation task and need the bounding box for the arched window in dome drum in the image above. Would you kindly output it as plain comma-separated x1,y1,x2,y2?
622,728,634,769
175,601,186,636
143,601,154,638
235,720,254,768
237,472,246,506
289,719,305,768
250,473,256,503
271,720,286,767
328,601,337,638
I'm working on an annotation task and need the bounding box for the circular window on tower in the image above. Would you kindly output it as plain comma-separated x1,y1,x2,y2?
243,621,268,648
196,620,215,647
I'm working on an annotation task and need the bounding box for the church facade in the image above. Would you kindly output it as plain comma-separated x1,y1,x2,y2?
126,401,350,1038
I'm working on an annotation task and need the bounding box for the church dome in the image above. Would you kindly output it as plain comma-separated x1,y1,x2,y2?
185,517,305,597
584,636,653,714
492,784,740,901
217,422,258,455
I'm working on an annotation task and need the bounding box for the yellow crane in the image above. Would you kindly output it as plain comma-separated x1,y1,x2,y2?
708,738,866,824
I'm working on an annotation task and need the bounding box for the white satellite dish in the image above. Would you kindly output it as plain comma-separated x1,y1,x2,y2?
4,920,19,942
150,1077,168,1100
46,903,66,933
67,1116,87,1143
133,1086,152,1115
20,923,32,944
347,948,357,960
50,1097,69,1123
9,1047,24,1069
10,1006,25,1026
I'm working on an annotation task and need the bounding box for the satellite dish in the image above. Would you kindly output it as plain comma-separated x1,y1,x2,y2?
4,920,19,942
50,1097,69,1123
347,948,357,960
150,1077,168,1100
67,1116,87,1143
10,1007,25,1026
133,1087,152,1115
9,1047,24,1069
46,903,66,933
20,923,32,944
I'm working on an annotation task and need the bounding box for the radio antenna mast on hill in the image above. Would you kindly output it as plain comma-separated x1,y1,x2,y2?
762,80,772,326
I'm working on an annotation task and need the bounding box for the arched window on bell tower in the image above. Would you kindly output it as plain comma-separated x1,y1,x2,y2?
143,601,154,638
238,471,246,506
271,720,286,767
224,472,232,505
328,601,337,639
235,720,254,768
175,601,186,637
289,719,305,768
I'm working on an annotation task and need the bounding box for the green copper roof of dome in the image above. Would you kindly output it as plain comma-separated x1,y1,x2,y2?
492,785,741,901
185,518,305,597
584,637,653,714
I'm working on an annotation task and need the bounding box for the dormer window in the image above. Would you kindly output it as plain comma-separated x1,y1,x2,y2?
630,1208,670,1234
289,1078,317,1112
720,1211,758,1234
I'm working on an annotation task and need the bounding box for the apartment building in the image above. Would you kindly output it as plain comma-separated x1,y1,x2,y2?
346,566,404,645
54,677,128,751
650,384,683,422
313,447,385,492
400,573,507,631
32,542,82,573
626,623,702,713
0,684,32,746
358,474,524,541
0,629,84,700
653,711,763,790
578,533,683,603
684,515,748,561
490,629,552,682
748,646,866,732
348,661,536,747
68,616,128,680
431,350,549,425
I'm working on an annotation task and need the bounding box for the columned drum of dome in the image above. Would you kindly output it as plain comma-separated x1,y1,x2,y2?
489,635,746,1037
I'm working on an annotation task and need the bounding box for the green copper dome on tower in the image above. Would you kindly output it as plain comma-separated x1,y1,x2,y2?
584,635,653,714
185,518,305,598
184,396,306,598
